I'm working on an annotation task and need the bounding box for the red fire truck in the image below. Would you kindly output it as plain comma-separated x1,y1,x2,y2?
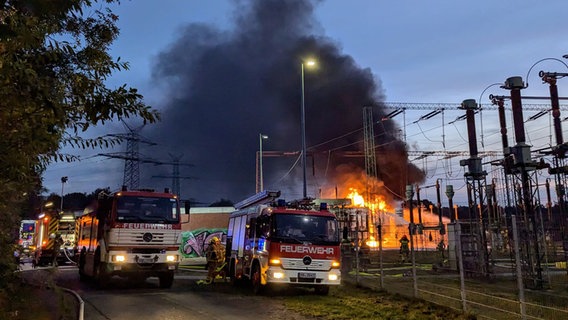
76,187,186,288
32,209,76,267
226,191,341,295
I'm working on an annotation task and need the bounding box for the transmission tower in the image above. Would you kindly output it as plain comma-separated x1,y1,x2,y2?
363,106,380,229
102,122,156,190
99,123,194,194
152,153,196,198
363,107,378,180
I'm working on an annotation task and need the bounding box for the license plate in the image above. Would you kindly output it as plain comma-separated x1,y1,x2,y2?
138,258,154,264
298,272,316,278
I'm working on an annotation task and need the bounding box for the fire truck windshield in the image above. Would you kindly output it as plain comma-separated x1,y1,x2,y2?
115,196,179,223
271,214,340,245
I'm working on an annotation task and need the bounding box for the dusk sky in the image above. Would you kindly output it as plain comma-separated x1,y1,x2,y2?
42,1,568,207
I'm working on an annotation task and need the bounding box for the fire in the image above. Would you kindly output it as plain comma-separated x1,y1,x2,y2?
346,188,389,212
324,171,449,250
365,236,379,247
347,188,365,207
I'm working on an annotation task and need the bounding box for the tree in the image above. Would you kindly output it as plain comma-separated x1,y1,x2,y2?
63,192,88,210
0,0,159,296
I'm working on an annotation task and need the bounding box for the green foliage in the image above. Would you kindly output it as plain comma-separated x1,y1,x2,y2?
0,0,160,291
63,192,88,209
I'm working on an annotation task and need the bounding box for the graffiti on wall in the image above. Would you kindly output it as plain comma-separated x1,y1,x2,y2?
180,228,227,258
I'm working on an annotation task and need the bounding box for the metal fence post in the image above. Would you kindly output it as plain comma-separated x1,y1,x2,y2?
511,215,527,319
454,222,467,313
355,212,360,285
377,220,384,289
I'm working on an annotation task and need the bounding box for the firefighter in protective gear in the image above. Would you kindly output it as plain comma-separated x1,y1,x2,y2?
198,236,225,285
399,235,410,263
52,233,64,267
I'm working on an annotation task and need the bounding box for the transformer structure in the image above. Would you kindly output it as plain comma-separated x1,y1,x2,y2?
368,87,568,288
539,71,568,272
457,99,491,278
498,77,548,289
312,198,371,244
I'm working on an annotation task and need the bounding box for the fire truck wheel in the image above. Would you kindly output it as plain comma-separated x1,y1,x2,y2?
78,250,86,281
159,271,174,288
314,285,330,295
96,263,111,288
251,263,263,295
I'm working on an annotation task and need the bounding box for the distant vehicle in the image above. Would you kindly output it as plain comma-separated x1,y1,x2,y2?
19,220,35,249
76,187,188,288
32,211,76,266
225,191,341,295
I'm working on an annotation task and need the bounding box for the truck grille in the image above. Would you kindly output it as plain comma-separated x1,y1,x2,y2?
108,229,180,246
281,258,331,271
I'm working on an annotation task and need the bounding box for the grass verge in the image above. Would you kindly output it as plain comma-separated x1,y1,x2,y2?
0,272,77,320
284,283,475,320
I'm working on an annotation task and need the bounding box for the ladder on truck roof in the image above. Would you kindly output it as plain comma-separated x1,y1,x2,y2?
234,190,281,210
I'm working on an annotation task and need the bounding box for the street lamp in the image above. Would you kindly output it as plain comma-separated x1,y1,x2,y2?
60,176,68,213
258,134,269,193
301,59,316,199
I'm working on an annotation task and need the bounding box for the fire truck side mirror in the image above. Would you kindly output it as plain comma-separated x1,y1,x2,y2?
248,218,256,238
182,200,190,224
96,198,111,221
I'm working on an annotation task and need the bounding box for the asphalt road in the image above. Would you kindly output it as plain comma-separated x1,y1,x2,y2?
39,265,313,320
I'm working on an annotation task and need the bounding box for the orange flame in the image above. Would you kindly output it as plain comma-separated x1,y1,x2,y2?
347,188,365,207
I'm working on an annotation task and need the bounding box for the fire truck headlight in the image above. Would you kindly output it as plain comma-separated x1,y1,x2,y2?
331,260,340,268
272,272,284,279
114,255,126,262
328,274,339,281
166,255,178,262
269,258,281,266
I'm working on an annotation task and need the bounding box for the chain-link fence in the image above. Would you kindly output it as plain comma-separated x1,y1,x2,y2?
342,214,568,320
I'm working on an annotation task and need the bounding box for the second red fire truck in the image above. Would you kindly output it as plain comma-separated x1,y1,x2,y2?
225,191,341,294
33,210,76,267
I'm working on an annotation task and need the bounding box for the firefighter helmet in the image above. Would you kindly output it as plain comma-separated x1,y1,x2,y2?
210,237,220,244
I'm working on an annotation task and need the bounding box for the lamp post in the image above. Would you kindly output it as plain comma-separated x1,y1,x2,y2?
60,176,68,213
258,134,268,192
301,60,315,199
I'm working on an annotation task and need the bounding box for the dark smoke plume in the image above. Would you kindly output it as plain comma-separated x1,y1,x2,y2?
143,0,425,205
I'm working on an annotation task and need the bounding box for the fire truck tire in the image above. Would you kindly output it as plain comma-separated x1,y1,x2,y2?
314,285,330,295
94,248,110,288
159,271,174,288
96,263,111,288
251,263,263,295
78,250,86,281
